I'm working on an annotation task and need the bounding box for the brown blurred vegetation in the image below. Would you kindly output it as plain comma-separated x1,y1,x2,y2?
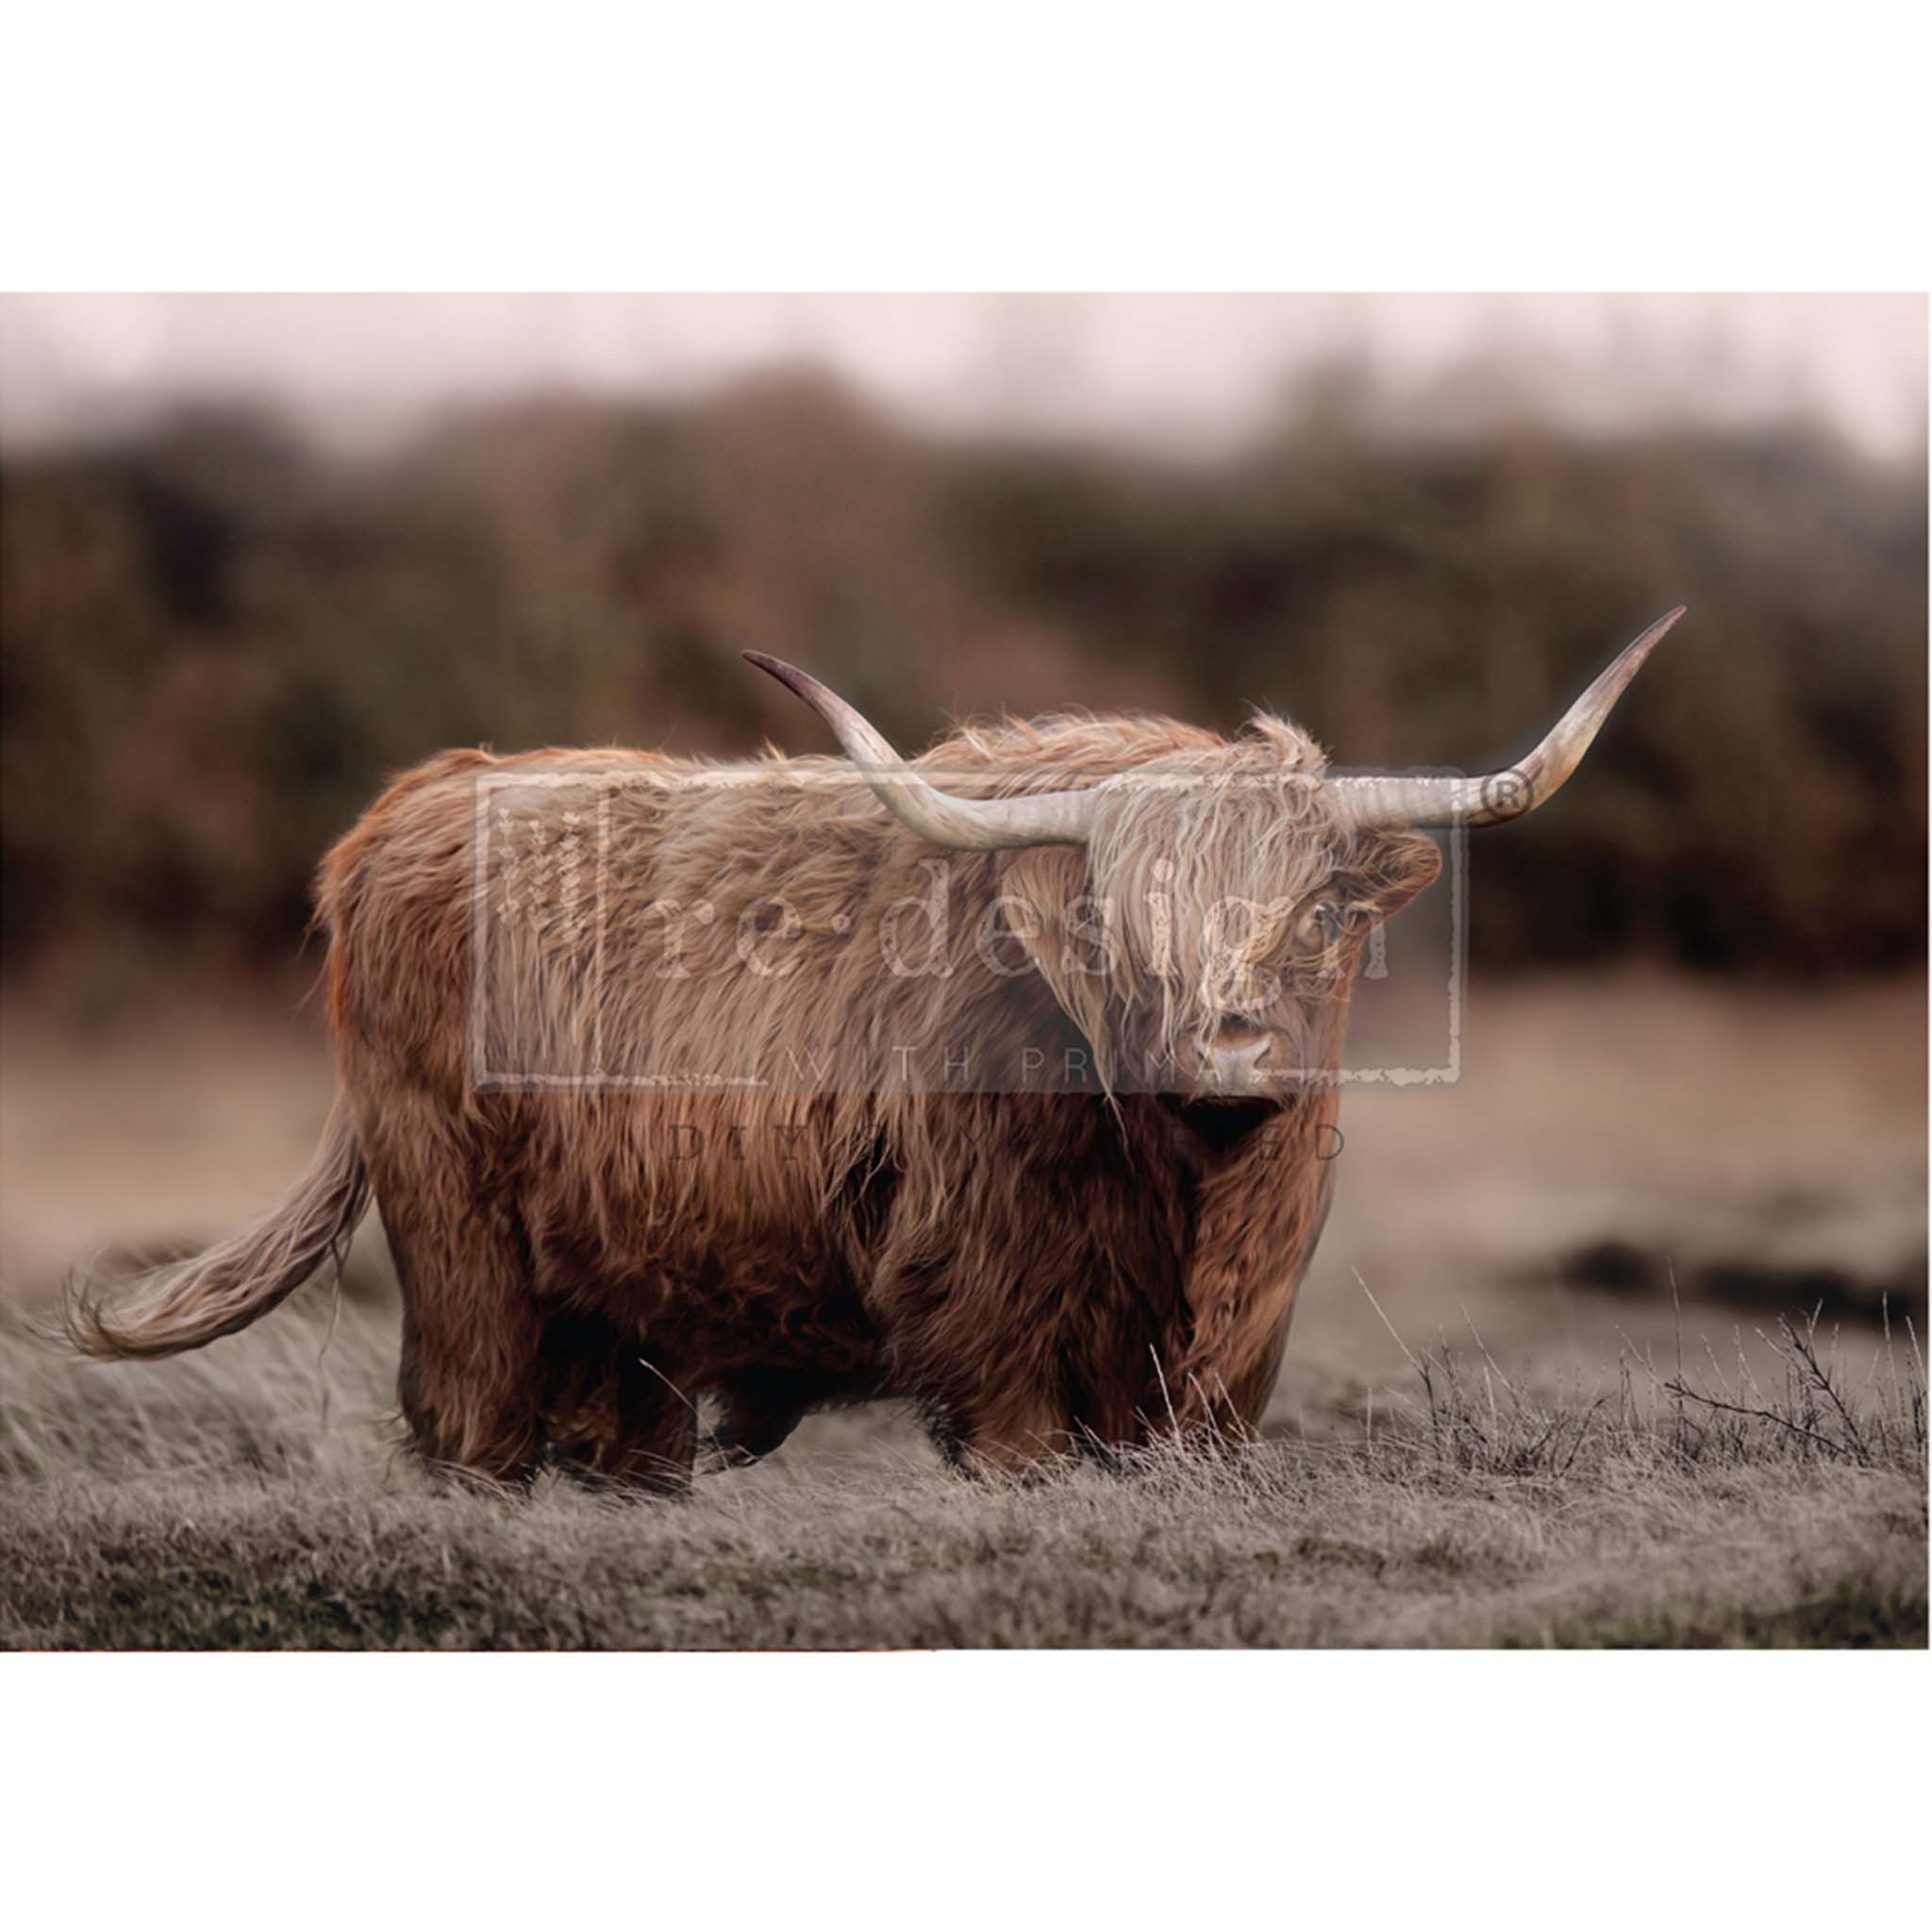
3,366,1924,998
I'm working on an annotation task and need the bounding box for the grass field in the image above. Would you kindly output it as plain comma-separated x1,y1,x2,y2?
3,1281,1922,1650
4,978,1922,1649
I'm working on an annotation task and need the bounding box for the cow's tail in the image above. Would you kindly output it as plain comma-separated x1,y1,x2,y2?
64,1099,373,1360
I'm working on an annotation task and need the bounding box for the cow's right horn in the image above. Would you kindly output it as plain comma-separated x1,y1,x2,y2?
1323,607,1686,830
743,653,1098,850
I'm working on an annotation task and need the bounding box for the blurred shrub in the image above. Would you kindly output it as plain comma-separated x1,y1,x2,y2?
2,372,1923,987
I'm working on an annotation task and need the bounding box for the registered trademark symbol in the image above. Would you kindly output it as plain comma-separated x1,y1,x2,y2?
1482,768,1530,816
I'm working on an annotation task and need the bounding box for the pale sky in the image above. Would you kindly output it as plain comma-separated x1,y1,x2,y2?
1,293,1923,458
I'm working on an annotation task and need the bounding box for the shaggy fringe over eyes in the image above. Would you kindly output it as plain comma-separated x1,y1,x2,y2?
1035,719,1350,1081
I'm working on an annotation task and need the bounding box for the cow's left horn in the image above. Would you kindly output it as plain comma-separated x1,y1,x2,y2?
743,653,1098,849
1324,607,1685,830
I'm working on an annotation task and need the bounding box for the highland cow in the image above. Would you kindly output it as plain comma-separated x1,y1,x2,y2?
70,609,1684,1485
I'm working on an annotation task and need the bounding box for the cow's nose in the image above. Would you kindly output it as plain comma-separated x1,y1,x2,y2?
1202,1023,1274,1088
1215,1018,1273,1056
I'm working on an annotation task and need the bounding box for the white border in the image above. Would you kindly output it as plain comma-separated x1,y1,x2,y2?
3,8,1925,1924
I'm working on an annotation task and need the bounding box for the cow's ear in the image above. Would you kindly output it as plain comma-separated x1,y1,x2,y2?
1352,830,1442,924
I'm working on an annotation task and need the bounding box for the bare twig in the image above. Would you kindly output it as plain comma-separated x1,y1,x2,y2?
1662,1376,1850,1458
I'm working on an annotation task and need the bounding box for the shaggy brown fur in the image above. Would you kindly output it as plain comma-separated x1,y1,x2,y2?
70,707,1441,1485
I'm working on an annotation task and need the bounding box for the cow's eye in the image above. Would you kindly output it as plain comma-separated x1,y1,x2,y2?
1291,889,1352,956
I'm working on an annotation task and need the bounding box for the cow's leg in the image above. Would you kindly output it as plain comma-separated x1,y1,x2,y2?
877,1095,1195,1479
368,1115,545,1488
711,1368,833,1467
939,1389,1081,1479
539,1310,696,1492
880,1279,1091,1479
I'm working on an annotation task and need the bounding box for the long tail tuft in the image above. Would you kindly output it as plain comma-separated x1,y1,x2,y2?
64,1100,372,1360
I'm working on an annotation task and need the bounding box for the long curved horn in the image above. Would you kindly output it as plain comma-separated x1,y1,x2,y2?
743,652,1097,849
748,606,1682,847
1325,607,1685,830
